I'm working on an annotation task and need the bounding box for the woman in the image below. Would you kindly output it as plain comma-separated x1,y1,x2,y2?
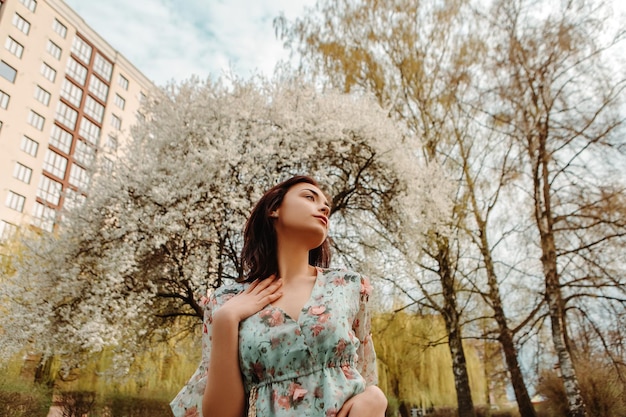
171,176,387,417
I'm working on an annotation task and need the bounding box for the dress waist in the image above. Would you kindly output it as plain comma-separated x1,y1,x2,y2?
246,359,358,416
250,358,356,389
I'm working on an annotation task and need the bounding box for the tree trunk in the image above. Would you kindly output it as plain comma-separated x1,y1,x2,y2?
497,315,537,417
34,355,55,387
542,234,587,417
481,228,536,417
437,239,476,417
481,233,537,417
534,141,588,417
486,257,536,417
462,138,538,417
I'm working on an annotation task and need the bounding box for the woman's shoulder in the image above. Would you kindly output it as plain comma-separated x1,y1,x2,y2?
320,267,365,281
208,281,247,306
320,267,373,299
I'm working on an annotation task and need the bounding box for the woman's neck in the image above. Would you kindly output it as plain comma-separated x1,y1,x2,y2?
276,240,315,282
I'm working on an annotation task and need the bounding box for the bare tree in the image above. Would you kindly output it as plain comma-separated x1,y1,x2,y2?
482,0,626,415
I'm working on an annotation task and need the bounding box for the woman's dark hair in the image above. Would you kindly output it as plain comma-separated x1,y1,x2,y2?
239,175,331,283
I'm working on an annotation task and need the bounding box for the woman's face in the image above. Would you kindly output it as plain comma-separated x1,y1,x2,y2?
271,182,331,249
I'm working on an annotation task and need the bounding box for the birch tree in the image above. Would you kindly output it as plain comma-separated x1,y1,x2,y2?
482,1,626,416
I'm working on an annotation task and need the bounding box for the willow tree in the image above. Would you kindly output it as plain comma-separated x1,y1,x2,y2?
0,77,444,377
481,1,626,416
373,312,487,414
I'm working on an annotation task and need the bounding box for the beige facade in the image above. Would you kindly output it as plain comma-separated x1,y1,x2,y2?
0,0,155,239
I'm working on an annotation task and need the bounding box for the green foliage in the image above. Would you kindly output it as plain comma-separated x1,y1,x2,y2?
52,391,173,417
98,394,173,417
0,376,52,417
373,312,488,408
50,332,200,399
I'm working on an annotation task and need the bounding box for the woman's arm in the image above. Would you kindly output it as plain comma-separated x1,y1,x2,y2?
337,385,388,417
202,309,246,417
337,275,387,417
202,276,283,417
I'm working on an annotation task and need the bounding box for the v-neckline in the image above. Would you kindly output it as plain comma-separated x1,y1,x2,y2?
271,266,322,323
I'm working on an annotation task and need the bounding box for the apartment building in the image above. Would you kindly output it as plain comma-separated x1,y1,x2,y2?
0,0,155,240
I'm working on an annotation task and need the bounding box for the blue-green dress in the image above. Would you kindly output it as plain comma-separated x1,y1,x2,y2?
170,267,378,417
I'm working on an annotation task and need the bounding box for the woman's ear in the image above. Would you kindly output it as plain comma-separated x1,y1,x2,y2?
270,211,278,218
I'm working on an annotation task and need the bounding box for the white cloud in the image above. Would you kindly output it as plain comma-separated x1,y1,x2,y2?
64,0,315,86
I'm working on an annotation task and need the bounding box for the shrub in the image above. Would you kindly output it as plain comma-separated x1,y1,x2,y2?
0,383,52,417
56,391,96,417
536,360,626,417
475,405,517,417
0,388,51,417
98,395,173,417
426,407,457,417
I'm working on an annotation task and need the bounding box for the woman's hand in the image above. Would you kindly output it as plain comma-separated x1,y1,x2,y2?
337,385,387,417
215,275,283,323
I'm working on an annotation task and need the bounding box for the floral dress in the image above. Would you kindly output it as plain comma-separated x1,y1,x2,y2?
170,267,378,417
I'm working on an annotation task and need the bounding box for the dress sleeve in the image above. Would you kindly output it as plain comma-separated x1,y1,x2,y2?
354,275,378,386
170,293,216,417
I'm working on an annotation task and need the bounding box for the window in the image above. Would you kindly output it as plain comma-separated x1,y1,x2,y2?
37,175,62,205
79,117,100,145
71,36,92,64
102,157,114,174
32,202,55,232
88,76,108,102
19,0,37,12
5,37,24,59
60,79,82,107
46,40,62,60
1,61,18,83
118,74,129,90
6,191,26,212
52,19,67,38
27,110,45,130
40,62,56,82
110,114,122,130
114,93,126,110
74,139,95,167
66,57,87,85
43,150,67,179
93,53,112,81
50,125,73,154
104,134,118,152
0,220,18,241
0,90,9,109
34,85,51,106
13,162,32,184
55,102,78,130
20,136,38,157
84,96,104,123
12,13,31,34
69,164,89,190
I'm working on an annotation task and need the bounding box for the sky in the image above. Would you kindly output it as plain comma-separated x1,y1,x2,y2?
64,0,317,86
64,0,625,88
